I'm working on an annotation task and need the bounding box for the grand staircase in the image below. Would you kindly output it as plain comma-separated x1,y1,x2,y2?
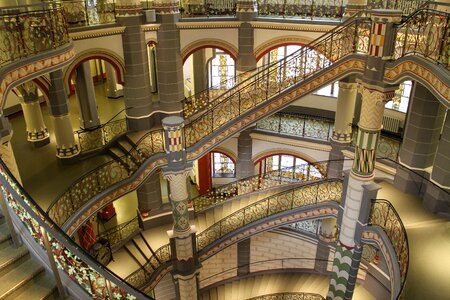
105,134,145,173
0,211,59,300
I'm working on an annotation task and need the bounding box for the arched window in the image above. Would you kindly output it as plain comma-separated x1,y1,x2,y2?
211,152,235,178
208,49,235,89
256,154,324,180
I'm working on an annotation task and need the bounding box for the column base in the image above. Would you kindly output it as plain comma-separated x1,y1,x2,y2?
56,144,80,162
393,166,427,196
423,182,450,216
126,115,155,131
28,136,50,148
107,88,124,99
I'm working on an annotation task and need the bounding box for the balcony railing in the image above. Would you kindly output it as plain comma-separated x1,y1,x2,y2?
61,0,117,27
248,292,325,300
0,160,152,299
0,2,70,67
257,0,345,19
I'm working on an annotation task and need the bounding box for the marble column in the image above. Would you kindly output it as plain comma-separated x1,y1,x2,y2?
162,116,200,300
327,10,401,300
75,62,100,129
16,82,50,147
395,82,446,194
236,128,254,180
116,0,153,130
155,0,184,113
48,69,79,160
105,62,123,98
328,79,357,178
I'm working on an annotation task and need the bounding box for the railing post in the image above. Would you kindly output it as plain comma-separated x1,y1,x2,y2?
0,187,21,247
40,227,68,299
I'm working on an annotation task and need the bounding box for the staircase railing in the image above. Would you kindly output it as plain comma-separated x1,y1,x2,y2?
193,161,329,213
247,291,325,300
0,160,152,299
98,215,140,249
0,2,70,67
75,108,128,153
257,0,345,20
393,7,450,68
367,0,429,16
368,199,409,300
124,178,342,289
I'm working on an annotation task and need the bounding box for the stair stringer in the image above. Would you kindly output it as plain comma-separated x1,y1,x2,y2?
63,55,366,236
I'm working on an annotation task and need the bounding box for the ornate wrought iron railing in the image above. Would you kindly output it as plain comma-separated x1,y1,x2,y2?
257,0,345,19
179,0,237,17
393,7,450,68
0,2,70,67
247,292,325,300
98,216,140,248
75,108,128,153
61,0,117,27
368,199,409,298
256,112,335,141
193,161,329,213
124,243,172,288
0,160,152,299
46,129,164,226
367,0,429,16
184,18,371,147
255,112,402,161
125,179,342,289
196,179,342,250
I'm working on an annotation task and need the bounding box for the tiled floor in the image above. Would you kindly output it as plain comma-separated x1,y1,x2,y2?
6,82,450,299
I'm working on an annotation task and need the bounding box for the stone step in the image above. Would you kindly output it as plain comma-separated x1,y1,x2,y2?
0,223,11,248
0,244,29,277
0,257,45,299
3,271,58,300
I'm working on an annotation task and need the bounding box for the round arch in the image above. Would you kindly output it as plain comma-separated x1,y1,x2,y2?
211,147,237,164
181,39,239,63
254,36,314,61
64,49,125,95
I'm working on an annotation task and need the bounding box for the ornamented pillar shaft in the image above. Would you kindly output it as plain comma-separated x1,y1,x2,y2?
16,82,50,147
328,79,357,178
236,128,254,180
162,116,200,300
116,0,154,130
328,10,401,300
75,62,100,129
48,69,79,160
155,0,184,113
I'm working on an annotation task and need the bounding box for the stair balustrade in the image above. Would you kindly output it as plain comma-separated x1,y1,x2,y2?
247,291,325,300
0,160,153,299
0,2,70,67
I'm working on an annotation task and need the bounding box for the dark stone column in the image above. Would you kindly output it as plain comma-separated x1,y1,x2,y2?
237,239,251,276
395,82,446,193
236,1,257,74
48,69,79,160
137,170,163,215
424,112,450,214
236,128,254,180
192,49,207,94
75,62,100,129
155,2,184,113
116,0,153,130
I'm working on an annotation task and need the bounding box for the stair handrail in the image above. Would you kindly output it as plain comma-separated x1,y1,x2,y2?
368,198,409,300
97,215,140,248
0,2,71,67
182,10,369,118
0,159,153,299
192,160,331,213
198,256,333,288
124,178,342,289
247,291,325,300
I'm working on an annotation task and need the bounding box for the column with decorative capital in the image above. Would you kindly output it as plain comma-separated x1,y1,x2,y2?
327,10,402,300
48,69,79,161
328,79,357,178
15,82,50,147
162,116,200,300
